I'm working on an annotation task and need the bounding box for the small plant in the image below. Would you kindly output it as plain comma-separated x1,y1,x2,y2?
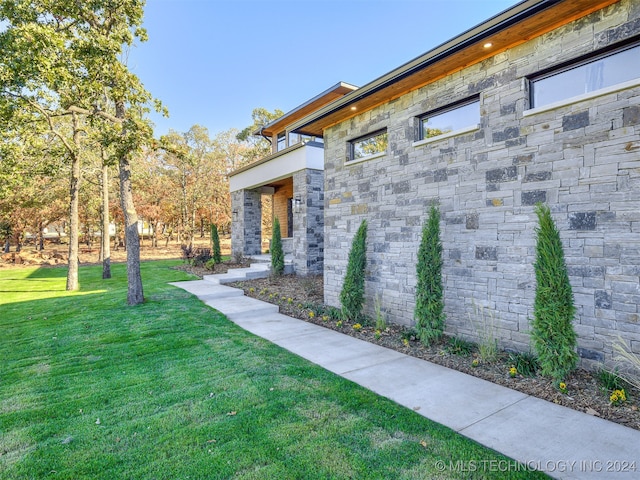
402,338,409,347
336,320,343,328
531,204,578,382
210,224,222,264
400,328,418,343
447,336,474,356
249,287,255,294
507,351,540,378
353,323,362,331
308,311,315,319
204,258,216,271
471,358,480,368
191,248,212,267
470,302,498,363
374,330,382,340
339,220,367,322
180,243,194,262
415,204,445,345
612,336,640,390
596,368,627,393
559,382,567,394
609,389,627,406
509,366,518,378
233,250,244,264
271,217,285,276
322,315,329,322
374,294,387,331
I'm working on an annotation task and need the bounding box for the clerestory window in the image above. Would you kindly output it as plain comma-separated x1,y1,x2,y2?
349,129,388,162
530,41,640,109
419,97,480,140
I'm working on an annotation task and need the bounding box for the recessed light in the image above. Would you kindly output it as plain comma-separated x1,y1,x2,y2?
483,42,493,49
350,106,357,111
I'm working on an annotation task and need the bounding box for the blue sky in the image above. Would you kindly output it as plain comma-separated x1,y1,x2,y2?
129,0,518,138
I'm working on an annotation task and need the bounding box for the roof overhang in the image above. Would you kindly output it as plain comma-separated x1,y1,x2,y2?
290,0,620,137
254,81,358,138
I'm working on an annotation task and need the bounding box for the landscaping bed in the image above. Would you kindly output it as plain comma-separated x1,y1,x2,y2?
217,273,640,432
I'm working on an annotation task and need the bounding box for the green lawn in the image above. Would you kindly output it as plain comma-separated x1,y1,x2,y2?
0,261,547,479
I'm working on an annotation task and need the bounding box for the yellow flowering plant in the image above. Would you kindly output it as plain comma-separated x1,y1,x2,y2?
610,389,626,406
509,366,518,378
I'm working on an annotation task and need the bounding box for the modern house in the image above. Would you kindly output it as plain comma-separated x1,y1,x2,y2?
288,0,640,364
229,82,357,275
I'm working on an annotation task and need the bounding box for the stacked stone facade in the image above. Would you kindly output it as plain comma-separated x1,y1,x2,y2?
322,0,640,364
231,189,262,257
293,169,324,275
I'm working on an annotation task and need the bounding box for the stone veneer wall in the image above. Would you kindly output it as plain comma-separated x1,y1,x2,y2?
322,0,640,365
231,189,262,257
293,169,324,275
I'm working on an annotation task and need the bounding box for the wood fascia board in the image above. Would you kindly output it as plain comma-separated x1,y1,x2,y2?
291,0,620,137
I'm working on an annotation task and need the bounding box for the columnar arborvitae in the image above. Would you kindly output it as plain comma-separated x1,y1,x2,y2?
415,204,445,345
271,217,285,276
532,204,578,382
210,223,222,264
339,220,367,321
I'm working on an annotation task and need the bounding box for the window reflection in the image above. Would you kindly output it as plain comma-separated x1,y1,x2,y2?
351,131,388,160
421,99,479,139
531,44,640,108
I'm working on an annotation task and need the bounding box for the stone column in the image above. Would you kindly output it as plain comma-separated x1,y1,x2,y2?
231,189,262,258
292,169,324,275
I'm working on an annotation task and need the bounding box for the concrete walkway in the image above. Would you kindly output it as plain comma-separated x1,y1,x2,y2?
171,266,640,479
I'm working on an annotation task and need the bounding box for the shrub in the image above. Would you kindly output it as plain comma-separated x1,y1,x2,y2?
339,220,367,321
210,223,222,264
271,217,285,276
204,258,216,271
180,243,194,262
415,204,445,345
191,248,212,267
531,204,578,382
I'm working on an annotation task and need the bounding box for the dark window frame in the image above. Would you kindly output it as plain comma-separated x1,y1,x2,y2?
529,38,640,109
418,96,480,141
348,128,388,162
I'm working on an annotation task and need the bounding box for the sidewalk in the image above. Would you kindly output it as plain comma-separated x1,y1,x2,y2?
171,266,640,479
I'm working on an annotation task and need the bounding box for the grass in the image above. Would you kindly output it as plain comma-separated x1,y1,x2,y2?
0,261,547,479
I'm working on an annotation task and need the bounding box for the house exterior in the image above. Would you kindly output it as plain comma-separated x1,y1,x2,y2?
292,0,640,364
229,82,357,275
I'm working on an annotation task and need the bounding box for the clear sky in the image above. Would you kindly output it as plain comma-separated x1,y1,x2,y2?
128,0,518,138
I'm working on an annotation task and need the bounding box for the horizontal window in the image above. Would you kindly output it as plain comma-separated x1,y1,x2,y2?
419,98,480,140
277,131,323,152
349,129,388,161
530,42,640,109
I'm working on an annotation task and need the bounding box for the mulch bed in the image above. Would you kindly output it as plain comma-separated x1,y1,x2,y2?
183,266,640,431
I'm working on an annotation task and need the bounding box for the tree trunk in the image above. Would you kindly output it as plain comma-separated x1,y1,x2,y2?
116,100,144,305
66,112,81,291
4,239,10,253
101,160,111,279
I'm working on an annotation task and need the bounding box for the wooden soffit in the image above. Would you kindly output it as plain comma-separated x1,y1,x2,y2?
291,0,621,137
256,82,358,138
